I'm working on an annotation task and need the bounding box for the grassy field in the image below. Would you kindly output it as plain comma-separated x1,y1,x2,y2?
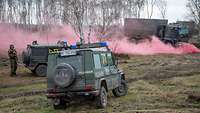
0,54,200,113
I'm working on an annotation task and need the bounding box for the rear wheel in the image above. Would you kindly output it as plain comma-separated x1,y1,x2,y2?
53,99,67,109
112,79,128,97
96,86,107,108
35,65,47,77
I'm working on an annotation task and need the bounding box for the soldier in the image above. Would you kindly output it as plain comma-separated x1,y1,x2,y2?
8,44,18,76
32,40,38,45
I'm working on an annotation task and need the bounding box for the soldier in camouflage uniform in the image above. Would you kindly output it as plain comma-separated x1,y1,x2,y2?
8,45,18,76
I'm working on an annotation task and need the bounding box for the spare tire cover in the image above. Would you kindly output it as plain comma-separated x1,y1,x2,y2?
54,63,75,88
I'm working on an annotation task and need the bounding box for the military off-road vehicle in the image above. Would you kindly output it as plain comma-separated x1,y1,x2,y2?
22,42,67,76
46,42,128,109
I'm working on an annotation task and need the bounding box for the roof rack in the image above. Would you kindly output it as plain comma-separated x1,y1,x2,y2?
70,42,108,49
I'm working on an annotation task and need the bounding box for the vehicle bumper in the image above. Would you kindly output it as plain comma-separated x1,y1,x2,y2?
46,90,99,98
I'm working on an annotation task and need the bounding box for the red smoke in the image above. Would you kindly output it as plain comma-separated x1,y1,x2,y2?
0,25,79,56
108,36,200,55
0,25,199,57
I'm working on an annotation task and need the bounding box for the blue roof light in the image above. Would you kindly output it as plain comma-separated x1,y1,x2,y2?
100,42,108,47
71,45,77,49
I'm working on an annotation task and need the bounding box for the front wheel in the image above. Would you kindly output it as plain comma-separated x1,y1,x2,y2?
95,86,107,108
112,79,128,97
35,65,47,77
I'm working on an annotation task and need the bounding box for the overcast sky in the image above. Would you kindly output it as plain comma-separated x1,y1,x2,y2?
144,0,189,23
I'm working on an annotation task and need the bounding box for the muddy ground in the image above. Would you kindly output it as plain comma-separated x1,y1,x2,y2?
0,54,200,113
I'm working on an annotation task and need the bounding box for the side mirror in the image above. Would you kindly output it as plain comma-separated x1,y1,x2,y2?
115,59,118,65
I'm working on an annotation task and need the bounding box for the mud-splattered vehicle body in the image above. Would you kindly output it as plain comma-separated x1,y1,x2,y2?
46,42,128,109
22,44,64,76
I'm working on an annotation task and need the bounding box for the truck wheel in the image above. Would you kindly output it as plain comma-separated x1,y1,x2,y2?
96,86,107,108
35,65,47,77
53,99,67,109
112,79,128,97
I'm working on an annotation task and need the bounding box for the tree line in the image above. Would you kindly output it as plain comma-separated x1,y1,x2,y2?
0,0,169,39
187,0,200,30
0,0,167,24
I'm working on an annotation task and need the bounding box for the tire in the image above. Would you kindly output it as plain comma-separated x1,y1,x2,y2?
35,65,47,77
96,86,107,108
54,63,75,88
112,79,128,97
53,99,67,110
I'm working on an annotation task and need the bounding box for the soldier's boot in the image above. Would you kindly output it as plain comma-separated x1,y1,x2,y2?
14,63,18,76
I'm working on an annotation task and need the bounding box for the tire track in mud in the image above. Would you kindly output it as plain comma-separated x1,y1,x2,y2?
0,90,46,101
0,79,46,88
1,62,200,101
127,63,200,83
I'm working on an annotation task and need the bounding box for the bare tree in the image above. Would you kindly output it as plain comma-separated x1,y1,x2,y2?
0,0,6,22
35,0,43,24
20,0,27,24
135,0,145,18
62,0,87,43
0,0,148,35
187,0,200,29
156,0,167,19
145,0,157,19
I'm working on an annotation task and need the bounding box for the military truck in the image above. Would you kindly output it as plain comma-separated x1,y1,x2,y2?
124,18,190,46
124,18,168,43
22,44,65,76
46,42,128,109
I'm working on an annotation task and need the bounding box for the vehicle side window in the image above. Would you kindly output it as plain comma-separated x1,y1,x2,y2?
32,48,47,56
93,54,101,69
101,53,108,67
107,53,114,65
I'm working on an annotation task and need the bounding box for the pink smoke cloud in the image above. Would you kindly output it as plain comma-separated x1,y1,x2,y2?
0,24,199,57
107,36,200,55
0,25,79,56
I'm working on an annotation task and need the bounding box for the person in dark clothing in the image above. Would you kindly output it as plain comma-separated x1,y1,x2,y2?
8,44,18,76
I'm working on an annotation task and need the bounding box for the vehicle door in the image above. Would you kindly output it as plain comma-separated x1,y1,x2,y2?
107,52,120,89
99,52,114,90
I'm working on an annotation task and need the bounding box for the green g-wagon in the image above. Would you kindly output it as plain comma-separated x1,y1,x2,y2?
46,42,128,109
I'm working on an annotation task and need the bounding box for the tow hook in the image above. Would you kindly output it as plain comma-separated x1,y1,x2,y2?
54,99,60,105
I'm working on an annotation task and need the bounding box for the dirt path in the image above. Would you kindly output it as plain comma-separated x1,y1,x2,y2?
0,79,46,88
0,65,46,88
0,90,46,101
127,63,200,83
0,54,200,113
